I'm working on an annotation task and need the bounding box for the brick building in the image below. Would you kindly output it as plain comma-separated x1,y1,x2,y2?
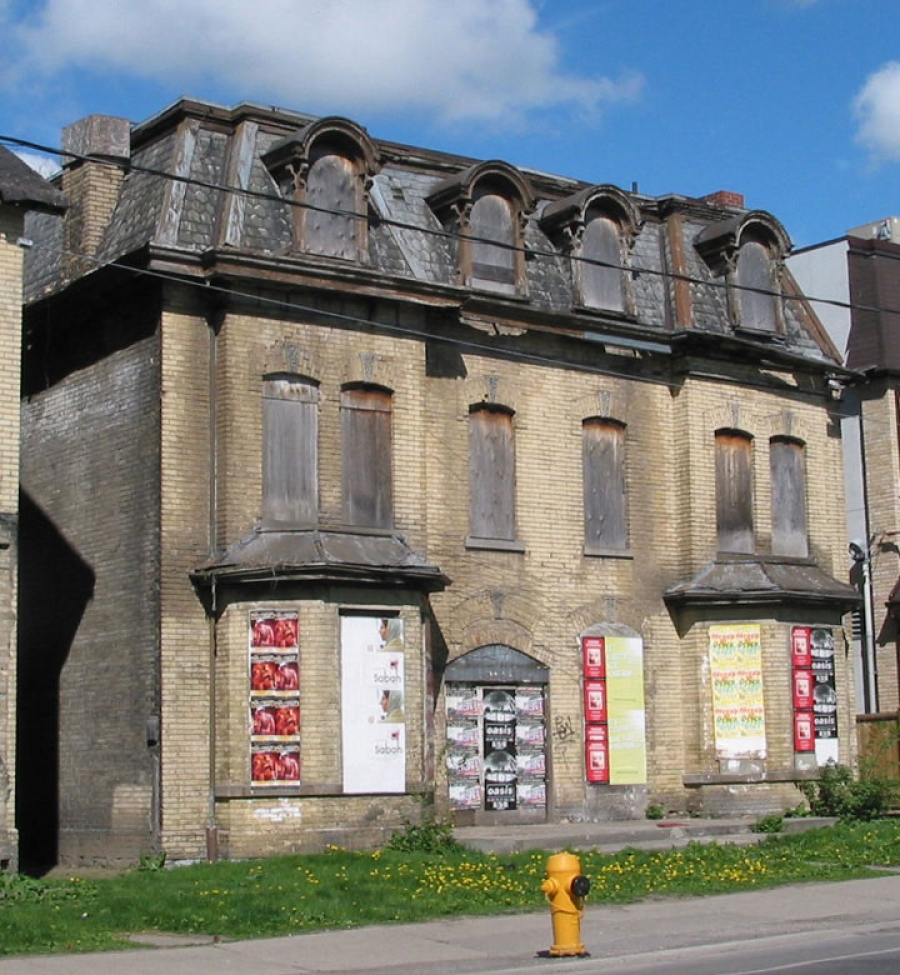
19,100,858,868
0,146,66,870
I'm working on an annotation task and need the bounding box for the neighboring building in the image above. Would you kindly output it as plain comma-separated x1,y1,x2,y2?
18,100,857,869
790,219,900,719
0,146,66,871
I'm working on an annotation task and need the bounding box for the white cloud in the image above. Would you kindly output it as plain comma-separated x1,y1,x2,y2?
854,61,900,163
9,0,641,125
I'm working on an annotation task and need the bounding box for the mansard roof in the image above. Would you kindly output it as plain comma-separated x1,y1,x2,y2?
22,98,841,370
0,146,67,214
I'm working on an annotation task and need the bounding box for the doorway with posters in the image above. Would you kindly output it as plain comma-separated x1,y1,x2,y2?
444,645,549,825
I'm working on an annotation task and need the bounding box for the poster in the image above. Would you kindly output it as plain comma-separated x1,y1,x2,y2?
584,680,607,723
447,684,546,812
810,628,837,738
708,624,767,759
340,615,406,794
250,612,301,785
791,626,838,763
605,637,647,784
585,724,610,783
582,636,606,679
483,689,517,810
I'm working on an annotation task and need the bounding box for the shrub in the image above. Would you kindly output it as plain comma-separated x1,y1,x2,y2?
752,812,784,834
386,818,465,854
799,761,899,822
645,803,666,820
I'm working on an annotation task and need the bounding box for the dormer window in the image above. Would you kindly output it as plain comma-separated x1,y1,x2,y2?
262,117,380,262
540,185,640,315
695,211,791,335
427,161,534,297
736,236,778,332
470,186,517,294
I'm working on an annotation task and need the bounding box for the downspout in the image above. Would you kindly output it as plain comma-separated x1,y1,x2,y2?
206,307,221,861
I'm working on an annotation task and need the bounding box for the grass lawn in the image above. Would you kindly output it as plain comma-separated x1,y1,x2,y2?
1,819,899,957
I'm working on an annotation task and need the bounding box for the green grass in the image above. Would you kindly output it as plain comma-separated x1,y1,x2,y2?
2,820,900,957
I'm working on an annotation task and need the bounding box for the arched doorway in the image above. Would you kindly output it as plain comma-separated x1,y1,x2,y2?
444,644,549,825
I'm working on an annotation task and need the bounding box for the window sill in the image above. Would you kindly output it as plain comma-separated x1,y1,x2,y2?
465,535,526,553
584,546,634,560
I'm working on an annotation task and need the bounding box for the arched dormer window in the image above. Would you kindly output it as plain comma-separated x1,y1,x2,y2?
695,211,791,335
539,185,640,315
427,161,534,297
262,117,380,262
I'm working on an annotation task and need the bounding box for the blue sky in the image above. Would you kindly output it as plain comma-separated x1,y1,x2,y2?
1,0,898,248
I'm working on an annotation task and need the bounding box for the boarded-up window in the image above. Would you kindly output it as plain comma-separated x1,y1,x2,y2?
341,386,392,528
469,405,516,540
305,150,359,260
736,240,778,332
715,430,754,553
581,213,625,312
470,191,517,295
583,418,627,551
770,437,808,557
262,376,319,524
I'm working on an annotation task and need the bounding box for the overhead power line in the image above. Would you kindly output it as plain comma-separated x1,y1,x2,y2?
3,133,899,320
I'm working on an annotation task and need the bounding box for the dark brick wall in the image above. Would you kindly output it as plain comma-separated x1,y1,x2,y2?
18,297,161,870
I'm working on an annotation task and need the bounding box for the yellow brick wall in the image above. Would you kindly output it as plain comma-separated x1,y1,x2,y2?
0,209,23,867
859,389,900,711
159,288,214,860
158,292,854,851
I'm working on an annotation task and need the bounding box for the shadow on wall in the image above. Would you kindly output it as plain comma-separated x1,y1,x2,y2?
16,491,94,876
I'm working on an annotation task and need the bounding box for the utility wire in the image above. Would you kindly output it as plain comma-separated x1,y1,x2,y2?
4,132,897,319
41,243,686,389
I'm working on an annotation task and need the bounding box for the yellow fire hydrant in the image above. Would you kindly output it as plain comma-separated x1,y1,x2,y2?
540,851,591,957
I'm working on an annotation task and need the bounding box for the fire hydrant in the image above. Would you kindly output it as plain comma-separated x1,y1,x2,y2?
540,851,591,957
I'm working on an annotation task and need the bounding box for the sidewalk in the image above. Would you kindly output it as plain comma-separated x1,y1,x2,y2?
453,813,836,854
0,816,857,975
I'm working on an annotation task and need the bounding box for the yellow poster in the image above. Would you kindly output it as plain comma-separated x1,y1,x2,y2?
708,624,766,759
606,637,647,785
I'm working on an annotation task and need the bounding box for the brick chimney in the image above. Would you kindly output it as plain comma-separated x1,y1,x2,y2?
703,190,745,210
60,115,130,278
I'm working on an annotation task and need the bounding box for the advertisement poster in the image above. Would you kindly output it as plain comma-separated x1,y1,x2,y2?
708,624,767,760
447,683,546,812
585,724,610,783
791,626,838,763
340,615,406,794
584,680,607,723
605,637,647,784
810,627,838,764
250,612,301,785
582,636,606,679
483,689,517,810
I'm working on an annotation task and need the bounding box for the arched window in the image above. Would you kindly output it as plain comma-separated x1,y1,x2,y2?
770,437,808,557
261,117,379,263
470,189,517,295
736,239,778,332
427,162,533,298
304,148,360,260
539,185,639,315
695,213,789,335
262,375,319,524
341,386,393,528
581,212,625,312
715,429,754,553
583,418,627,551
